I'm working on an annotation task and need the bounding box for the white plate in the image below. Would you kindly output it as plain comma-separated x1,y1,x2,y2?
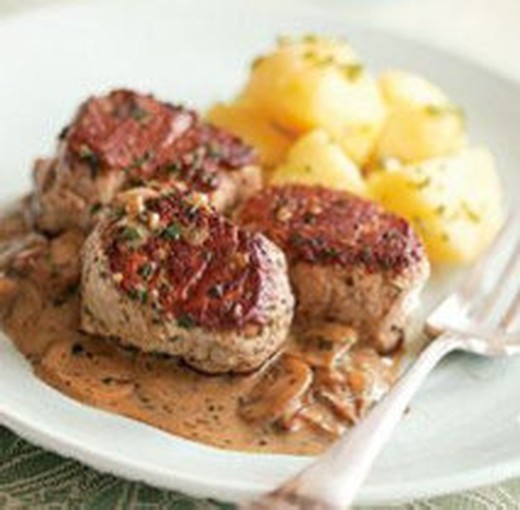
1,0,519,506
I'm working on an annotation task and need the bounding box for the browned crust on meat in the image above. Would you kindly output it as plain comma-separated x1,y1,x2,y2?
80,187,295,373
31,89,262,233
236,185,430,352
236,185,425,274
65,89,256,193
102,187,284,330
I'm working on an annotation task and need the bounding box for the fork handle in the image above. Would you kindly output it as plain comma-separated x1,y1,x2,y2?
262,333,464,510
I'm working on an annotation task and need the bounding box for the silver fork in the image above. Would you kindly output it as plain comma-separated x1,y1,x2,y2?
240,210,520,510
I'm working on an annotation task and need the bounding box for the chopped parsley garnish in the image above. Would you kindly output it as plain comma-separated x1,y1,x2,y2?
317,338,334,351
138,263,154,280
322,246,340,258
125,151,154,172
435,205,446,216
200,172,218,188
58,125,69,140
192,148,205,168
78,145,94,158
302,34,319,44
53,282,80,306
424,105,444,116
289,233,307,247
206,142,222,158
183,204,199,222
166,162,182,174
342,63,364,81
161,223,182,240
251,55,265,70
118,226,141,242
130,106,151,122
302,51,334,68
461,202,481,223
359,246,373,263
90,202,103,215
78,145,101,178
415,176,432,190
300,46,363,81
177,313,195,329
208,284,224,298
128,288,148,304
112,205,126,220
127,177,146,187
303,212,315,225
424,104,465,120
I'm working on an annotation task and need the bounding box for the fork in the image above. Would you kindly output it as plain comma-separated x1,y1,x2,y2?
241,210,520,510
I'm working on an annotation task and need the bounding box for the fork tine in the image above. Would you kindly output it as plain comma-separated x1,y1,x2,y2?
426,211,520,335
458,209,519,299
472,238,520,326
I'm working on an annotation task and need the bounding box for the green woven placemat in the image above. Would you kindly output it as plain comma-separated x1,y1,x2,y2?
1,424,520,510
0,426,233,510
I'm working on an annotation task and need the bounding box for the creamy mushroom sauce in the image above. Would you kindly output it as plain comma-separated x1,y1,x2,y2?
0,202,399,455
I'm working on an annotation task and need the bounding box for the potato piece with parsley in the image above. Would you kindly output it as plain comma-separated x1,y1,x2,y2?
368,147,503,264
240,35,387,165
375,70,466,163
380,70,449,108
270,130,367,195
206,100,293,169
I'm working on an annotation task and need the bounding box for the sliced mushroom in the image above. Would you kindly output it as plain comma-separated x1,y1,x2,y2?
345,349,392,394
39,338,136,404
315,384,358,425
0,274,18,295
0,234,46,272
49,229,85,267
0,204,30,242
4,230,83,300
0,274,19,314
311,346,397,427
292,323,358,369
239,354,313,424
297,402,346,438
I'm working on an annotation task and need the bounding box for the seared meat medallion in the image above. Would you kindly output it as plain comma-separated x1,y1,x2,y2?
236,185,430,353
32,89,261,233
30,90,429,374
81,187,294,374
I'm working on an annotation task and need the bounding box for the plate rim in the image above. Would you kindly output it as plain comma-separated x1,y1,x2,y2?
3,389,520,506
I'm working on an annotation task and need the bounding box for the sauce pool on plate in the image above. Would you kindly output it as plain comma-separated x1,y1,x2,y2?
0,203,398,455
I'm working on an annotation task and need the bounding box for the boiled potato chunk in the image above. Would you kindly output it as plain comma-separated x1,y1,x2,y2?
375,70,466,163
270,130,367,195
376,106,465,163
240,35,387,165
368,147,503,264
380,70,448,108
206,100,293,169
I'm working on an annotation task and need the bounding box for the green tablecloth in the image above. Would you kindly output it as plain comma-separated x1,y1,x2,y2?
1,423,520,509
1,1,520,508
0,423,519,510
